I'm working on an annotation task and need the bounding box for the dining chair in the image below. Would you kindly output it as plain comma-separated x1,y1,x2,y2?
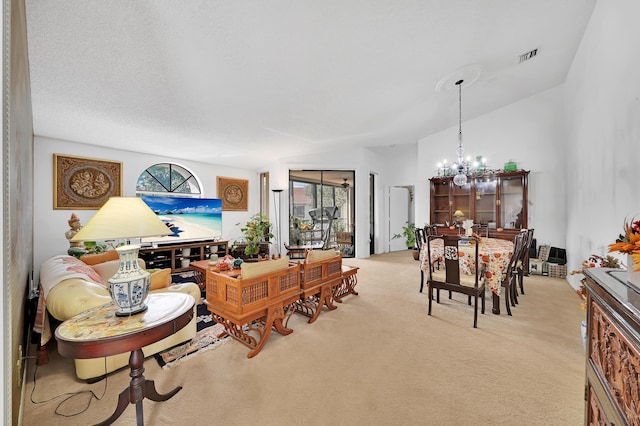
415,227,427,292
426,235,486,328
501,231,527,315
516,229,535,295
425,224,438,236
472,223,489,238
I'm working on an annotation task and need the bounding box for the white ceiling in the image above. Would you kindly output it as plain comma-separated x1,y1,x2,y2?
25,0,596,170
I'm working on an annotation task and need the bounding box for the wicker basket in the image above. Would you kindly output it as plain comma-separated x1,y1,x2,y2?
548,263,567,278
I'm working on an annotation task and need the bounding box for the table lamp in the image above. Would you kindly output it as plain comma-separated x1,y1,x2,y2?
71,197,170,316
453,210,464,223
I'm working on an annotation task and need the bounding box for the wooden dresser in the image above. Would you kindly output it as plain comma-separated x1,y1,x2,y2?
583,268,640,426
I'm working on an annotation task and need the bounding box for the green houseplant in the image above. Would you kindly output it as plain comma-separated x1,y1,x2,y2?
237,213,273,256
392,222,416,249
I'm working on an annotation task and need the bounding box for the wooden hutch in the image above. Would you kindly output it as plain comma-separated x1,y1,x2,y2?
429,170,529,240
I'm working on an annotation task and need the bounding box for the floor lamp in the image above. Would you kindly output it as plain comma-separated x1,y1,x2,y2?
272,189,283,257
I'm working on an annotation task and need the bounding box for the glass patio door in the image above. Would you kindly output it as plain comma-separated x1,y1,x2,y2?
289,170,355,257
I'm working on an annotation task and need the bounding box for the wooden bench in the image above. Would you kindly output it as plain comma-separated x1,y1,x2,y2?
292,250,343,324
204,257,300,358
334,264,359,302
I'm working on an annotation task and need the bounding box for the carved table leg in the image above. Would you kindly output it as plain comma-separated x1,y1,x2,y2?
95,348,182,426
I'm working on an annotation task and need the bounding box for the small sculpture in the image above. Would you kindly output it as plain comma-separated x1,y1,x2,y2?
65,213,86,256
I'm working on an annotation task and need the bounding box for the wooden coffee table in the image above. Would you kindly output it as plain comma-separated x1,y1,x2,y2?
55,293,195,426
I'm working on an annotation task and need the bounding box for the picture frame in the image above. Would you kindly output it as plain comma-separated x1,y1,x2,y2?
53,154,122,209
217,176,248,211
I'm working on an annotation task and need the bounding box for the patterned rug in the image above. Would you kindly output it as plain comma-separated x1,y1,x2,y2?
155,300,230,369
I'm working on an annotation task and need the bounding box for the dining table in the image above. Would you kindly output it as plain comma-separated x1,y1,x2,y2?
419,236,515,314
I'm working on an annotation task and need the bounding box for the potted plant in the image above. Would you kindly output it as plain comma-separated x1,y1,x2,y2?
237,213,273,257
392,222,418,259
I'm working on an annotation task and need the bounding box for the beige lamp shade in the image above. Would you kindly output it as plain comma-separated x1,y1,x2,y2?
453,210,464,218
70,197,170,241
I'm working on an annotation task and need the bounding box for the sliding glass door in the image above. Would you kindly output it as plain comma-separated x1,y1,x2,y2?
289,170,355,257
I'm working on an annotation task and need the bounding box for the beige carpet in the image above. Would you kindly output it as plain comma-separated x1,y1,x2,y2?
21,251,586,425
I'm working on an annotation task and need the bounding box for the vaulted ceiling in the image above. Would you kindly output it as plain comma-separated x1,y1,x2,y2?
25,1,596,170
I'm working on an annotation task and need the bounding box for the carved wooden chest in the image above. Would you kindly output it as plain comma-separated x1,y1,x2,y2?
584,268,640,426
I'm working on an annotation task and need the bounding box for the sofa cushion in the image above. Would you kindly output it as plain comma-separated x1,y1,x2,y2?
148,268,172,290
79,250,119,265
240,256,290,279
307,249,339,262
46,277,111,321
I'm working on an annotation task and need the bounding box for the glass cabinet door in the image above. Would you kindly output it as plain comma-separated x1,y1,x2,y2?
474,177,497,226
430,171,528,233
499,175,525,229
430,179,451,226
451,181,471,224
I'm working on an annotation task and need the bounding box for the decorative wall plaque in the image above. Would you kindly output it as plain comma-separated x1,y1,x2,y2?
54,154,122,209
217,176,248,211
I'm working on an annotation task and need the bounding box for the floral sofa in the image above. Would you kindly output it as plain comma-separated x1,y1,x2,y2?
35,251,200,380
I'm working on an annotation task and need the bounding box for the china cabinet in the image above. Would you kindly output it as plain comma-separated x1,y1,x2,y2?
429,170,529,240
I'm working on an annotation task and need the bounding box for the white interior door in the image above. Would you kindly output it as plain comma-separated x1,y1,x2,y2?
389,187,409,251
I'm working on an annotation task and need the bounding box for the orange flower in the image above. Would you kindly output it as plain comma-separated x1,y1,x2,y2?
608,241,638,254
608,217,640,271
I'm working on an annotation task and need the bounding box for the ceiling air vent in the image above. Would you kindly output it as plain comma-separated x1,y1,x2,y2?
518,48,538,63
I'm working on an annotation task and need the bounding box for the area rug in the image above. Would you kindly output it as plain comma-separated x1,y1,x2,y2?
155,301,230,369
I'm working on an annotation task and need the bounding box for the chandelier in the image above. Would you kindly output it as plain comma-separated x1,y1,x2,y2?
436,79,487,185
453,79,469,186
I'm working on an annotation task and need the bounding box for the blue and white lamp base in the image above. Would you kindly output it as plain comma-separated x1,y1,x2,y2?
108,245,151,316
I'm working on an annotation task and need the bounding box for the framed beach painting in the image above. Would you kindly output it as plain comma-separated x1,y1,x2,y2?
53,154,122,209
217,176,248,211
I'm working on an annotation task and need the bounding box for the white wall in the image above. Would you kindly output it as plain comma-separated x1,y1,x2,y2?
33,137,259,280
417,86,567,249
564,0,640,288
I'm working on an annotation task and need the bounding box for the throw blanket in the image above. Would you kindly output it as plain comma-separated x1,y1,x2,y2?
39,255,105,298
34,255,106,346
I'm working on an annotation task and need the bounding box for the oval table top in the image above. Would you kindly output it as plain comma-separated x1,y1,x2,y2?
55,292,194,359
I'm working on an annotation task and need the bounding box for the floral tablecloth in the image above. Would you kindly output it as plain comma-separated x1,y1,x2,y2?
419,237,514,295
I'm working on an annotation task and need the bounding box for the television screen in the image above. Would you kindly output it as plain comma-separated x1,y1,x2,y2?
139,196,222,246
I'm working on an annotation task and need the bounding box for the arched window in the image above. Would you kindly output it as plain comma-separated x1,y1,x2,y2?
136,163,201,196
